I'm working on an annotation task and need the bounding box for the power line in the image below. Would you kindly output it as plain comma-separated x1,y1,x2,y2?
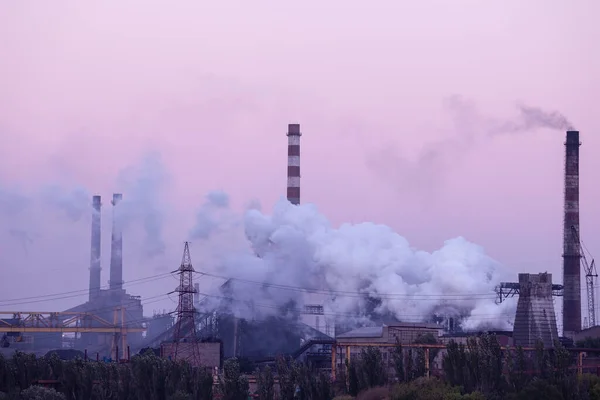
195,291,514,321
194,270,499,299
0,272,173,306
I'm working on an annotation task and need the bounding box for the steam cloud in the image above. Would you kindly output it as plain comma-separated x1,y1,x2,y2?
195,196,516,332
367,96,575,193
115,152,169,258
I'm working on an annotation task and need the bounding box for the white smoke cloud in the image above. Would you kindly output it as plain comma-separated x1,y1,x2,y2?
196,195,516,331
115,152,169,258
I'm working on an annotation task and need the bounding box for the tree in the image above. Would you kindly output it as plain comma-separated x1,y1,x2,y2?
256,366,275,400
391,338,405,382
219,358,249,400
276,357,297,400
20,385,66,400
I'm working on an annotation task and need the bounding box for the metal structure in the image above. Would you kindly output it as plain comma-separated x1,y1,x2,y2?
171,242,200,364
89,195,102,301
495,281,564,304
287,123,301,205
563,130,582,337
109,193,124,295
571,225,598,327
496,273,560,347
0,308,143,359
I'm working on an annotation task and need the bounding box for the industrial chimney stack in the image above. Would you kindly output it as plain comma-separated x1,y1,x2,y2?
89,195,102,301
286,123,301,205
109,193,124,294
563,130,582,337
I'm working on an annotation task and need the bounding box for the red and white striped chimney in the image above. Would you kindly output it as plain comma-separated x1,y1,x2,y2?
286,123,301,205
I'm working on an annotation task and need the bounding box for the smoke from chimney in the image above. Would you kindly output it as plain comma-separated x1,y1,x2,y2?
109,193,124,294
89,195,102,301
286,124,301,205
563,130,581,337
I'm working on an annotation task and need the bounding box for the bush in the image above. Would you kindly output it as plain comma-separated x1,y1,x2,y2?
20,386,66,400
356,386,389,400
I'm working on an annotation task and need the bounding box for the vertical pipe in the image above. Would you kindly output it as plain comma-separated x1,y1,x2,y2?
563,131,581,337
109,193,124,293
286,124,301,205
89,195,102,301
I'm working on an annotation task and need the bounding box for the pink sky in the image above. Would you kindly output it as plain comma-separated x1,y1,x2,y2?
0,1,599,313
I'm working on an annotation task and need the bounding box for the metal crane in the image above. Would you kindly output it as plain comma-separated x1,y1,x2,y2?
571,225,598,327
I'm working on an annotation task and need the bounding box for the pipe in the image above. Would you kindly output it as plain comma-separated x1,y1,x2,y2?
89,195,102,301
286,124,301,205
563,130,581,337
109,193,124,293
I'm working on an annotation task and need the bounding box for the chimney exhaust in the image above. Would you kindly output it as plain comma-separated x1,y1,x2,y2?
109,193,124,294
89,195,102,301
286,123,301,205
563,130,582,337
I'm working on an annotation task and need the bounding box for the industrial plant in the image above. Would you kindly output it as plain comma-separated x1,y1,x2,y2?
1,126,597,371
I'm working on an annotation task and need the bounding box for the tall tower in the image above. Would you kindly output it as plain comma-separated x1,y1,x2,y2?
89,195,102,301
286,123,301,205
563,130,582,337
109,193,124,294
513,273,559,347
172,242,200,365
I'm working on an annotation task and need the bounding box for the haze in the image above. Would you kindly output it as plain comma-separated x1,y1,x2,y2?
0,1,598,327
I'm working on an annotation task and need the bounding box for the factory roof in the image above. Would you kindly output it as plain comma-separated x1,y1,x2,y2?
336,322,442,339
336,326,383,339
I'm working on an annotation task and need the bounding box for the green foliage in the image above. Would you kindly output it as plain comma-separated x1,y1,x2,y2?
218,358,249,400
347,348,387,396
390,377,485,400
275,356,332,400
256,365,275,400
276,356,298,400
0,349,214,400
392,338,405,382
21,385,66,400
576,337,600,349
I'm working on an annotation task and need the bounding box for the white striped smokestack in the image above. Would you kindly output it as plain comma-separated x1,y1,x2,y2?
287,123,301,205
89,195,102,301
109,193,124,293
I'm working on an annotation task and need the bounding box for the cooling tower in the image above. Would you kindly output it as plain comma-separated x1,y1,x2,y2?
109,193,124,293
563,130,581,337
88,195,102,301
286,123,301,205
513,273,559,348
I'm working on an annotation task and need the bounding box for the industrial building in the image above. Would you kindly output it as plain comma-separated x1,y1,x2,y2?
1,125,596,369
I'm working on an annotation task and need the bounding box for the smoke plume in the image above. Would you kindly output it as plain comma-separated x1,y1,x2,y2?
366,95,575,194
115,152,169,258
196,195,516,331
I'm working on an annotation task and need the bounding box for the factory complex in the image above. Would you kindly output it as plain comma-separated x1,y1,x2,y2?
1,126,598,374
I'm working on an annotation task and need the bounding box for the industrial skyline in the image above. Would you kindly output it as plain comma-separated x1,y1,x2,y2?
0,1,599,335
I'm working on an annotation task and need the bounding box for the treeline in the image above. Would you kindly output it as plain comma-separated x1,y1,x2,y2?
333,334,600,400
3,334,600,399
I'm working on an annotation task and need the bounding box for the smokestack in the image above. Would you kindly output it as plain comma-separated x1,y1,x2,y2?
89,195,102,301
286,123,301,205
109,193,124,293
563,130,581,337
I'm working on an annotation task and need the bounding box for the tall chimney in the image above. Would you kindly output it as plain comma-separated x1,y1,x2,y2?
109,193,124,293
89,195,102,301
563,130,582,337
286,123,301,205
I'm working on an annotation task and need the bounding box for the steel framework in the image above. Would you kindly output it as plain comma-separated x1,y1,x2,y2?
0,308,144,360
171,242,201,365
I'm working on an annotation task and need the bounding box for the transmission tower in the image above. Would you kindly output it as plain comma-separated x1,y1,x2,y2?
172,241,200,365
